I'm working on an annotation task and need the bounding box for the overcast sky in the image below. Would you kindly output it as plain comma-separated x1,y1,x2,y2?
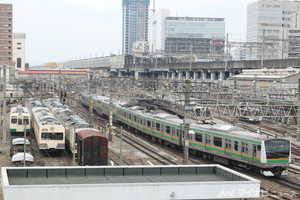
2,0,256,66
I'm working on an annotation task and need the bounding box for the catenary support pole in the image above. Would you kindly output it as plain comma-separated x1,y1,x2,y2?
2,65,6,144
24,123,27,167
120,126,123,165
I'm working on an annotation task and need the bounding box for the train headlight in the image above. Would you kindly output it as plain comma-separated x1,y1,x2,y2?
56,144,65,149
39,144,48,149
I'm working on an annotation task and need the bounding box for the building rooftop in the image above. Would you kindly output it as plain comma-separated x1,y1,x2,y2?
2,165,260,200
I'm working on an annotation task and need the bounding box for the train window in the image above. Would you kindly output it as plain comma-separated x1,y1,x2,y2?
242,142,248,153
166,126,171,134
42,133,52,140
128,114,131,120
18,119,22,125
123,112,126,118
134,116,137,122
54,133,63,140
226,139,232,149
257,145,261,151
156,123,160,131
234,141,239,151
195,133,202,142
147,120,151,128
11,118,17,124
213,137,222,147
23,119,29,125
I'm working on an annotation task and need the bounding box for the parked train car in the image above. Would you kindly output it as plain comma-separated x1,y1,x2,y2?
81,93,292,177
26,98,65,154
43,98,108,166
77,129,108,166
10,105,31,136
238,102,262,124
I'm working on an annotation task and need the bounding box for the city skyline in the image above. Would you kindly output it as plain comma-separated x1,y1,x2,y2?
2,0,254,66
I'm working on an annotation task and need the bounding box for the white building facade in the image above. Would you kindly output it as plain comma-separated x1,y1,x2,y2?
12,33,26,71
247,0,300,60
152,9,171,52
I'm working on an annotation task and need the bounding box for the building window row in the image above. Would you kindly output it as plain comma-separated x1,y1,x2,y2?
1,24,11,27
0,18,11,21
0,6,11,10
259,23,289,27
247,10,282,17
247,16,285,23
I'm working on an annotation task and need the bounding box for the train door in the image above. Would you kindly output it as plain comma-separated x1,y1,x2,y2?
205,134,211,151
225,139,231,156
241,142,248,160
252,144,257,163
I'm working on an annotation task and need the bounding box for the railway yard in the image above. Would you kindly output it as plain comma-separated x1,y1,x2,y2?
1,77,300,200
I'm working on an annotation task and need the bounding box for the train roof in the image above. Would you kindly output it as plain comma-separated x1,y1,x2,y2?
53,107,94,130
95,95,272,143
12,138,30,146
94,95,110,102
10,106,29,115
77,129,105,140
26,99,45,108
119,100,270,142
43,98,69,111
32,107,61,126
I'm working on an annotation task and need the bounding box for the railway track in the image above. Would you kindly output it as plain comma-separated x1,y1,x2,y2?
24,88,300,197
72,102,202,166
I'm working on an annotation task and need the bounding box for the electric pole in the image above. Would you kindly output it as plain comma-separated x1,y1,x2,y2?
2,65,6,144
0,67,2,127
183,80,192,165
225,33,229,71
59,69,62,102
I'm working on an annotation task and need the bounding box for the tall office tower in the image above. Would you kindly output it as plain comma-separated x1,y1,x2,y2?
0,4,13,65
122,0,150,55
247,0,300,60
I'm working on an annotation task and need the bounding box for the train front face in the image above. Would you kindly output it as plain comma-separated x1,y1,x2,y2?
261,139,291,177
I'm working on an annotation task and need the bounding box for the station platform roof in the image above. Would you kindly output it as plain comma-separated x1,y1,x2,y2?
18,70,88,75
2,165,260,200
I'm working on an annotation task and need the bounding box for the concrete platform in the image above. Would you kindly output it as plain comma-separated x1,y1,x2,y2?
2,164,260,200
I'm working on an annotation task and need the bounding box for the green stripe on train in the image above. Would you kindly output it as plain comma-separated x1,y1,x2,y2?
10,129,30,133
94,99,264,158
267,160,289,163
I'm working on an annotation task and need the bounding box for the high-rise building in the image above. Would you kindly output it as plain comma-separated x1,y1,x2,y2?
152,9,170,52
0,4,13,65
247,0,300,60
152,9,225,60
122,0,150,55
13,33,26,71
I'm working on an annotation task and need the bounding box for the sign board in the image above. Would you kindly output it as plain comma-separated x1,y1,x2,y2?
185,140,189,147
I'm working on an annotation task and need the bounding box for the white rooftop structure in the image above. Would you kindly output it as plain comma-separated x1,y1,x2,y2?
2,165,260,200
